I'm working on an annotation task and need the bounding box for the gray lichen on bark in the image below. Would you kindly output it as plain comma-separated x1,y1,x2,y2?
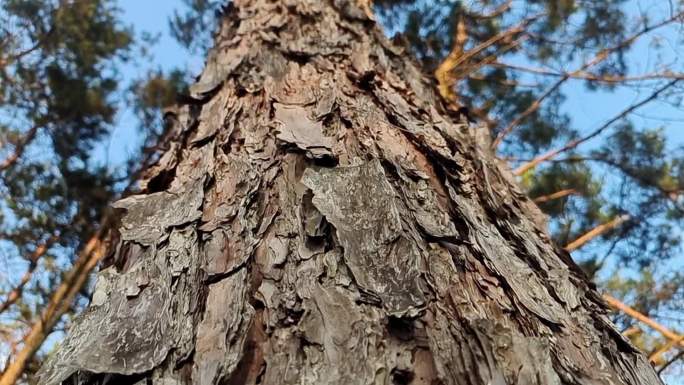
38,0,664,384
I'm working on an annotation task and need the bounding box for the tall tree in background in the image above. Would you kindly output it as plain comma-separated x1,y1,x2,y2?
0,0,137,381
34,0,666,384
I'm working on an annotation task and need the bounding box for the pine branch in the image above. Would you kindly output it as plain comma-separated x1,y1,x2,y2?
492,61,684,83
513,79,679,176
492,11,684,149
0,235,58,315
0,223,109,385
435,13,540,105
435,13,468,104
564,214,630,252
603,293,684,350
658,350,684,375
0,124,41,172
0,97,174,385
649,335,684,365
532,188,576,203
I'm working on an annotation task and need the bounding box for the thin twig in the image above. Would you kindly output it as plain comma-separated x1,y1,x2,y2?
492,11,684,149
492,61,684,83
0,235,58,315
649,335,684,364
0,222,109,385
435,14,540,104
658,350,684,375
513,79,679,175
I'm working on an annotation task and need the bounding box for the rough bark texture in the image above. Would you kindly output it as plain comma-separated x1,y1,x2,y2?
39,1,662,384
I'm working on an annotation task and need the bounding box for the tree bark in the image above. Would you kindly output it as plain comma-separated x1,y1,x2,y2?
38,1,663,384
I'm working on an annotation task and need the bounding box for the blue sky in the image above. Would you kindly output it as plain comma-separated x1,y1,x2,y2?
92,0,201,171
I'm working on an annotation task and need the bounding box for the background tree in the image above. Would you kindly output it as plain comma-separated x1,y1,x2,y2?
0,1,189,382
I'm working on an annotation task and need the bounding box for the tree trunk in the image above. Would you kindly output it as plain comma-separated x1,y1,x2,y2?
38,1,662,384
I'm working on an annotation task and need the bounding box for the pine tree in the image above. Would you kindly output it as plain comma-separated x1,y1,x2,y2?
36,1,664,384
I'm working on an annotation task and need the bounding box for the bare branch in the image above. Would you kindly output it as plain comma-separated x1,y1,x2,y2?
0,221,109,385
649,335,684,364
492,61,684,83
564,214,630,252
0,235,58,315
513,79,679,176
603,293,684,349
435,14,468,104
435,14,540,105
658,350,684,375
492,11,684,149
532,188,576,203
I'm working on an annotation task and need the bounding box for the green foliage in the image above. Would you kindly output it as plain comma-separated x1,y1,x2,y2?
169,0,223,55
0,0,134,375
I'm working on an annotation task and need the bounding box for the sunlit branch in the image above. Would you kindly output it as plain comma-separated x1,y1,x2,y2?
532,188,576,203
0,235,58,315
0,103,178,385
649,335,684,364
603,293,684,350
435,13,468,104
0,222,109,385
622,325,642,337
564,214,630,252
435,14,540,105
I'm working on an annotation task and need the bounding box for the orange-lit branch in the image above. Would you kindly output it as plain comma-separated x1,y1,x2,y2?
435,14,539,104
0,226,108,385
532,188,576,203
0,235,58,314
564,215,629,252
602,293,684,350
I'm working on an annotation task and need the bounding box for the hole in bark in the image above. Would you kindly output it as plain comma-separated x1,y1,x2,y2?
281,307,304,326
357,71,376,90
282,50,311,65
387,316,415,341
391,368,414,385
227,309,267,385
311,153,339,168
146,166,176,193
